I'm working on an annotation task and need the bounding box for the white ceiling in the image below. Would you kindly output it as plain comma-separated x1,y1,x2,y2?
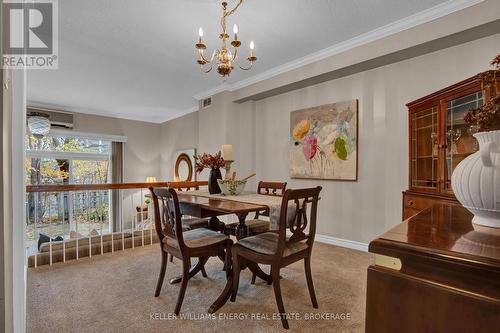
27,0,470,123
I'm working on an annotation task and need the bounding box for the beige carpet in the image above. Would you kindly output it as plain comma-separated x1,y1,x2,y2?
27,242,373,332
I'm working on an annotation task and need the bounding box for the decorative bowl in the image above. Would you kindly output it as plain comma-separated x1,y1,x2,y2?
217,179,247,196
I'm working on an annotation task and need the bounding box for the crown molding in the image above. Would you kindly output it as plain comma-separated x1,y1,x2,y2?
192,0,484,101
192,83,231,101
156,105,199,124
27,100,199,124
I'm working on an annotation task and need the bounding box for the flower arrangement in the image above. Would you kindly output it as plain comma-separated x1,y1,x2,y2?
464,55,500,131
194,151,225,173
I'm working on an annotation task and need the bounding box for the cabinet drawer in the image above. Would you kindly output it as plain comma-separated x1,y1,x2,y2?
402,192,460,220
403,195,435,211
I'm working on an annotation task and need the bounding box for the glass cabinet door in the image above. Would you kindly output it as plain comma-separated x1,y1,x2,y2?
411,106,438,190
444,91,483,193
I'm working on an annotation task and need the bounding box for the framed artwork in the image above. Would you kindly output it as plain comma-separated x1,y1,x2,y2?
173,148,196,181
289,100,358,180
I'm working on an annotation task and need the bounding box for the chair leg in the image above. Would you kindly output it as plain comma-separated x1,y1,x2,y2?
224,241,232,278
230,250,241,302
272,266,289,329
201,259,208,278
174,258,190,315
155,251,168,297
304,256,318,308
251,272,256,284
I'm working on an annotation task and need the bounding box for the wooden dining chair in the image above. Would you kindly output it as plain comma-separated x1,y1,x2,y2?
224,181,287,237
166,181,211,262
230,186,322,329
150,187,233,315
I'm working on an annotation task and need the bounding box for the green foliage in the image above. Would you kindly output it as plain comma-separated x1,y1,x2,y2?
335,137,348,160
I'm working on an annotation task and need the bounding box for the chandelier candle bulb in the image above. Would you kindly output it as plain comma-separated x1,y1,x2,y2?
233,24,238,40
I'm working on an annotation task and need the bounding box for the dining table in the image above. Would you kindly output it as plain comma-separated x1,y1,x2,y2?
174,190,286,313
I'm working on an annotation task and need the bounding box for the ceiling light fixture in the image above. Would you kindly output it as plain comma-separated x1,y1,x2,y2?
195,1,257,78
27,113,51,138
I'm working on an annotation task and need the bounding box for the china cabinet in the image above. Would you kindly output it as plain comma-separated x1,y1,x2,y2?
403,73,499,219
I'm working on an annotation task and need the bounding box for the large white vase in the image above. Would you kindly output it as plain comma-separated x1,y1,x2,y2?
451,130,500,230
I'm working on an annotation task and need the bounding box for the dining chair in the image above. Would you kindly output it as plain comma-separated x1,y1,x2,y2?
224,181,287,237
230,186,322,329
167,181,211,262
150,187,233,315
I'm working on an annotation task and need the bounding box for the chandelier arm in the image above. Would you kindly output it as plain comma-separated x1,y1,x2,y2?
232,46,238,61
199,51,211,64
200,64,214,73
235,58,254,71
211,48,220,62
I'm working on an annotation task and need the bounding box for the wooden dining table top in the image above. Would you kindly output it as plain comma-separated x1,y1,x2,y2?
176,191,268,215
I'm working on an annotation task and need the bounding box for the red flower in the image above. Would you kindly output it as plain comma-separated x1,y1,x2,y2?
302,135,318,161
194,151,225,173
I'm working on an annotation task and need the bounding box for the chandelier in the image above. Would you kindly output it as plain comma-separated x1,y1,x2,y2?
195,0,257,77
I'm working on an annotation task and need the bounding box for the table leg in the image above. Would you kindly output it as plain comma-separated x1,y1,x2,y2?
170,257,208,284
209,216,222,231
235,213,248,240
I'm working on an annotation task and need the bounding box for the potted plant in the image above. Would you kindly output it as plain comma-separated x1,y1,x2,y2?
194,151,225,194
451,54,500,231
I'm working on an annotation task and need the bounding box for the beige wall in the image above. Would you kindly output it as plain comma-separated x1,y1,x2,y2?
160,33,500,244
159,111,198,180
73,112,161,182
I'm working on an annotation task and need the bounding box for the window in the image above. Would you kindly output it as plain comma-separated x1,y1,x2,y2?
25,133,112,185
25,132,114,253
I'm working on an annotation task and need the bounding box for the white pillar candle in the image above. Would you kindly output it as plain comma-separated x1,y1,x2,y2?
221,144,233,161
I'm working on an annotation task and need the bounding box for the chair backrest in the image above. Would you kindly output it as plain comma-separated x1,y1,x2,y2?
257,181,287,196
276,186,322,257
149,187,185,248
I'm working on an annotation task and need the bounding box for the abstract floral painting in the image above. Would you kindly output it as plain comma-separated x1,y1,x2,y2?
290,100,358,180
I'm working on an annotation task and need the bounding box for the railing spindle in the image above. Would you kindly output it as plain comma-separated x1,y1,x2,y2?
49,193,53,266
121,189,124,251
63,191,66,263
100,190,104,256
87,191,92,258
140,188,144,247
149,198,153,245
34,192,38,268
131,191,135,249
75,192,79,260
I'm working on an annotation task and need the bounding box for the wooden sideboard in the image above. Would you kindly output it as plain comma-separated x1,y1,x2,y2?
366,205,500,333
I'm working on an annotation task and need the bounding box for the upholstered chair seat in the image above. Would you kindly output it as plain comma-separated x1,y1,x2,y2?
236,232,308,257
181,217,210,231
164,228,228,250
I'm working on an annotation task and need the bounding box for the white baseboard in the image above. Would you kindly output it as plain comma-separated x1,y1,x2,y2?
315,234,369,252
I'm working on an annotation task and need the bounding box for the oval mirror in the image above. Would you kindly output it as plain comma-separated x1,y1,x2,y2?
174,153,193,181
